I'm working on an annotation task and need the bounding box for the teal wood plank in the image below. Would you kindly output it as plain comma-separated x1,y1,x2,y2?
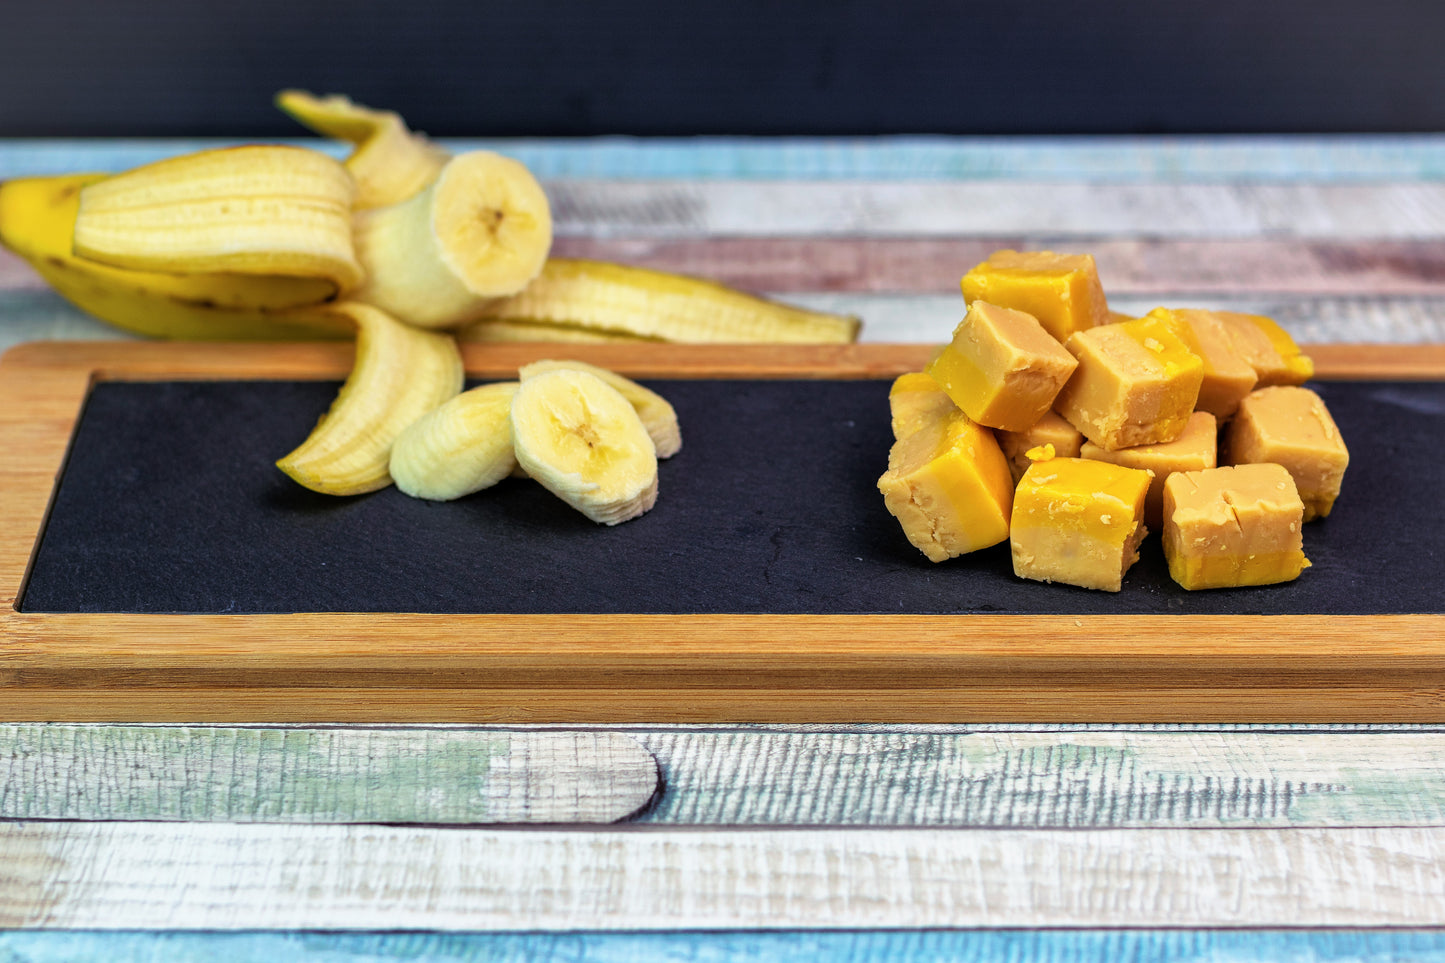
6,930,1445,962
7,135,1445,182
0,726,657,824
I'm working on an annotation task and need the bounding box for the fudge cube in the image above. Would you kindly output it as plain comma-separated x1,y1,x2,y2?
1148,308,1258,419
1011,456,1152,592
889,371,957,440
1209,311,1314,386
1053,314,1204,451
1083,410,1217,530
1162,463,1310,590
960,249,1111,343
879,409,1014,562
997,410,1084,485
1225,385,1348,521
925,301,1079,432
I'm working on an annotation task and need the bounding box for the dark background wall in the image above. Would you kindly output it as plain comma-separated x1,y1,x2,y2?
2,0,1443,137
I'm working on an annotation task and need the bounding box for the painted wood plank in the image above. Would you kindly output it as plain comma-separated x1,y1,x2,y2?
5,823,1445,929
630,729,1445,827
7,929,1445,963
3,289,1444,357
0,726,657,824
7,135,1445,182
543,181,1445,239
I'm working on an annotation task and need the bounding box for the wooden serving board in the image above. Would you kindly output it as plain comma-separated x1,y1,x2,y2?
2,339,1444,724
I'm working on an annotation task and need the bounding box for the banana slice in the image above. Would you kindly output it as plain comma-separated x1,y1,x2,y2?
519,358,680,459
275,89,449,209
351,150,553,329
277,302,464,496
72,145,364,292
465,258,861,343
389,381,521,500
510,369,659,525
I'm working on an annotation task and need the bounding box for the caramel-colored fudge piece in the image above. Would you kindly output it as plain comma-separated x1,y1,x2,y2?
1209,311,1314,386
1010,456,1151,592
925,301,1078,432
1053,314,1204,451
1225,385,1348,521
878,409,1014,562
997,410,1084,484
1162,463,1310,590
889,371,957,440
960,250,1111,343
1083,410,1217,530
1149,308,1258,419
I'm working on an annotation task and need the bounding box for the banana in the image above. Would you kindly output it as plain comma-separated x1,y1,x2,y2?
519,358,680,458
277,302,464,496
389,381,521,501
464,318,652,344
509,369,659,525
0,173,348,340
463,258,862,343
351,150,553,329
275,89,449,209
72,144,364,292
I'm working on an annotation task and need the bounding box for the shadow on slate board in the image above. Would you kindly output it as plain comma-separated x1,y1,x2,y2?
18,378,1444,615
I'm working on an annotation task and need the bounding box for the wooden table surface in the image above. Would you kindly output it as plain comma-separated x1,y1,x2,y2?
3,135,1445,961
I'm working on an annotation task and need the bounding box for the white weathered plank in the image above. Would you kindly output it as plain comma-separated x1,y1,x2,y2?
0,726,657,824
545,181,1445,239
4,822,1445,929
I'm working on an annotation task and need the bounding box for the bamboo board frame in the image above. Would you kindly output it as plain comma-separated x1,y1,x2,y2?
2,340,1444,724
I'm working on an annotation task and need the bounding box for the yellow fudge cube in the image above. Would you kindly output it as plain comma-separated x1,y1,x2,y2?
960,250,1111,343
1053,314,1205,451
1162,463,1310,590
1083,410,1217,530
1147,308,1258,419
925,301,1078,432
1224,385,1348,521
878,409,1014,562
1209,311,1314,386
997,410,1084,485
888,371,957,440
1010,456,1152,592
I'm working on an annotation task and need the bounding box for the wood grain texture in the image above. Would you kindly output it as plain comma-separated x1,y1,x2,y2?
8,929,1445,963
5,822,1445,929
2,343,1445,723
0,725,657,824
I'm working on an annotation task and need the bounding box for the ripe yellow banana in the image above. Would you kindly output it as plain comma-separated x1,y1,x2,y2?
464,318,651,344
72,144,364,292
351,150,553,329
0,173,347,340
510,369,659,525
519,358,681,458
463,258,862,343
389,381,521,501
277,302,464,496
275,89,449,209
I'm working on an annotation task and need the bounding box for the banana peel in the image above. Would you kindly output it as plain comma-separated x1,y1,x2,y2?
276,302,464,495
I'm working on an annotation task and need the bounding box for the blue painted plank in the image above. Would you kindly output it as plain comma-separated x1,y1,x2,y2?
4,930,1445,963
5,135,1445,182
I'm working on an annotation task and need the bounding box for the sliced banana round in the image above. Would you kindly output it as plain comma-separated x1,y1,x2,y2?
352,150,552,329
390,381,521,501
518,358,681,459
510,369,659,526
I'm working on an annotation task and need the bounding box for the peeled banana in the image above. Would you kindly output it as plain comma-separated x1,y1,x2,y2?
519,358,681,458
351,150,553,329
0,173,348,340
464,258,861,343
510,369,659,525
72,145,364,292
275,89,449,209
389,381,521,501
277,302,464,496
